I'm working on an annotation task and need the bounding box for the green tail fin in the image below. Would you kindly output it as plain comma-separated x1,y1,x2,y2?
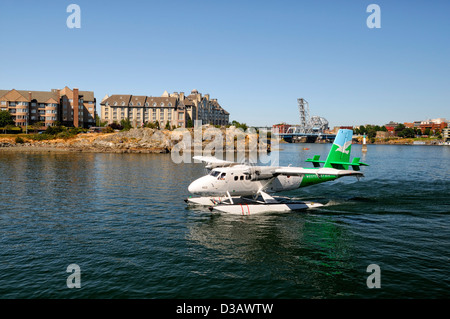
324,129,353,169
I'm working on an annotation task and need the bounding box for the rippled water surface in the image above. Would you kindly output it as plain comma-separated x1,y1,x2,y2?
0,144,449,298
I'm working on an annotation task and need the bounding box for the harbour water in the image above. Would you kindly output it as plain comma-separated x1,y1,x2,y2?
0,144,449,299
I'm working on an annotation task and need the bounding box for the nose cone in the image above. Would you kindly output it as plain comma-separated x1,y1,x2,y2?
188,179,202,194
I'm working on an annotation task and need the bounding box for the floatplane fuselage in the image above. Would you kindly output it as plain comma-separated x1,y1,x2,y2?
186,129,368,214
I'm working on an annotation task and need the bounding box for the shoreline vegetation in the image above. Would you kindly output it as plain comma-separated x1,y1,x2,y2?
0,125,273,154
0,127,447,154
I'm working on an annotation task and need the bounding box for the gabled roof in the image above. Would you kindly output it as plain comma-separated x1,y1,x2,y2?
79,91,95,102
129,95,146,106
24,90,60,103
183,98,195,106
0,90,10,99
102,95,132,106
146,96,177,107
1,89,29,102
0,87,95,104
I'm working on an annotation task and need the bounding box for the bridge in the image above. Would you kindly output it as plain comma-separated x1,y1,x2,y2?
273,98,336,143
275,130,336,143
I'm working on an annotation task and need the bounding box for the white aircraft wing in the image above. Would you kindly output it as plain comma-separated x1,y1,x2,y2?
275,167,364,177
192,156,238,169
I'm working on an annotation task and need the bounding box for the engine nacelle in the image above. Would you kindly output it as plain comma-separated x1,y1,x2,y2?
243,166,275,181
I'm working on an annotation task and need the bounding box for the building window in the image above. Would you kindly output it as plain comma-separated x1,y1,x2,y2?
130,102,133,106
160,102,164,107
137,102,141,106
178,113,184,120
168,102,172,107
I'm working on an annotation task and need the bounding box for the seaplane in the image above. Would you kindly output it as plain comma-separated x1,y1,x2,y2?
185,129,368,214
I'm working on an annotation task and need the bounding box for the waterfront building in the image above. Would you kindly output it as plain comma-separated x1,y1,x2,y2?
100,89,229,128
418,120,448,134
443,128,450,141
272,123,293,134
384,121,398,134
0,87,96,128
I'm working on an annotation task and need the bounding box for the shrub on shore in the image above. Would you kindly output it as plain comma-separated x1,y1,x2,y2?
15,136,25,144
28,125,87,141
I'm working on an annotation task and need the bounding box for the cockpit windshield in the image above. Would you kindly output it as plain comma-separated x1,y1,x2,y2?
209,170,226,180
210,170,220,177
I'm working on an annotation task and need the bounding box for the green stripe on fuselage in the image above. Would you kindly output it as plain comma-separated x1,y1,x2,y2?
299,174,338,187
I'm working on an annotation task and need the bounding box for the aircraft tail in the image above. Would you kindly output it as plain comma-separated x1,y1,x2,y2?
305,129,368,170
324,129,353,169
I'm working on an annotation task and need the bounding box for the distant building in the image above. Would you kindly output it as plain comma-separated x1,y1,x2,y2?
330,126,353,134
443,128,450,141
0,87,96,128
100,89,229,128
384,121,398,133
272,123,292,134
419,120,447,134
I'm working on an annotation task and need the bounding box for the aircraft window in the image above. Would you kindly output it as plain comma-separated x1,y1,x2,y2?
210,171,220,177
218,173,226,180
240,176,244,180
245,175,251,180
234,176,238,181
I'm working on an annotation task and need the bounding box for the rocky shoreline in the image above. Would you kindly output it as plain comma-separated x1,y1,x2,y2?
0,127,271,154
1,128,446,154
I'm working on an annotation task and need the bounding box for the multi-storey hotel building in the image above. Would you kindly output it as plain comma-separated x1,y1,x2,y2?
0,86,96,128
100,89,229,128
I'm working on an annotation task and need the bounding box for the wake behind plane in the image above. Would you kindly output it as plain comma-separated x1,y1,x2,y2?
185,129,368,214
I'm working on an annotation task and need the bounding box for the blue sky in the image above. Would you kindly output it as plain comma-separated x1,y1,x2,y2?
0,0,448,127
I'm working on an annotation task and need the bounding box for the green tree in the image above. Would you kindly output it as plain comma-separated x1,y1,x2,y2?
395,124,406,132
231,120,248,131
4,124,15,134
120,118,132,131
165,120,171,130
359,125,366,135
398,127,415,138
144,121,156,129
0,110,14,127
31,121,44,133
414,128,422,136
367,128,377,139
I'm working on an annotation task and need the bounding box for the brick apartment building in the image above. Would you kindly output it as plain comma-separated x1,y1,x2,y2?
100,89,229,128
0,86,96,128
